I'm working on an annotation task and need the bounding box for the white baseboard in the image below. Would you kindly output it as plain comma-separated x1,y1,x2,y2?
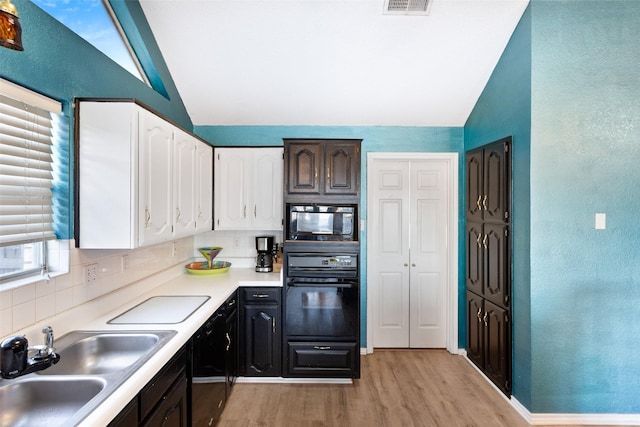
530,413,640,425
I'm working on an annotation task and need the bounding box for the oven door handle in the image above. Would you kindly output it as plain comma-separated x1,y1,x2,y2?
288,280,357,288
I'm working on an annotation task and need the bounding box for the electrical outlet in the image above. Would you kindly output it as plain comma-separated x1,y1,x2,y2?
84,263,98,286
171,242,177,257
121,255,129,272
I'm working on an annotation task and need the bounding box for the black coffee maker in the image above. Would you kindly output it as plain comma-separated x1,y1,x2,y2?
255,235,274,272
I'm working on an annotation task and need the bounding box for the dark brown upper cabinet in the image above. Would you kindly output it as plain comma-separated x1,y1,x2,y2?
284,139,361,202
466,138,511,224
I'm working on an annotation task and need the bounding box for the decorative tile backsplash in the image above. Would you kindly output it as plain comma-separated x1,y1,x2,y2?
0,237,195,338
0,229,282,338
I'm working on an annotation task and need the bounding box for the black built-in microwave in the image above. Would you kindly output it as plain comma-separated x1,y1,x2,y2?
286,204,357,241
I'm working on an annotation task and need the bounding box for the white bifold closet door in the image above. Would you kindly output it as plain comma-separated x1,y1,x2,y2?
370,157,451,348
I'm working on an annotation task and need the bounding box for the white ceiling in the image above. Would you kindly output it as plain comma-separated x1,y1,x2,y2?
139,0,528,127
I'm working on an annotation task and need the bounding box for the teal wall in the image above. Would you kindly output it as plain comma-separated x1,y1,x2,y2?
530,0,640,413
0,0,191,239
464,6,532,408
466,0,640,414
195,125,465,348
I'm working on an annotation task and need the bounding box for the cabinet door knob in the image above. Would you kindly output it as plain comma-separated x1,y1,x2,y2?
404,263,408,267
482,235,488,250
482,195,488,211
477,307,482,322
476,233,482,248
483,312,488,326
476,195,482,211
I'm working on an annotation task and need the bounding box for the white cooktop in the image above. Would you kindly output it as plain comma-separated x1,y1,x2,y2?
108,295,210,324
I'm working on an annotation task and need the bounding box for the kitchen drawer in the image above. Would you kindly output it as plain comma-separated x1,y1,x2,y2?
287,341,357,377
108,398,138,427
242,287,281,304
141,374,188,427
139,348,186,421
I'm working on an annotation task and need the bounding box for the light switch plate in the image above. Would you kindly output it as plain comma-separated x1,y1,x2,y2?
595,213,606,230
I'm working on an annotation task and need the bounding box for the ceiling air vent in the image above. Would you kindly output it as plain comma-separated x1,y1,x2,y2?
383,0,432,15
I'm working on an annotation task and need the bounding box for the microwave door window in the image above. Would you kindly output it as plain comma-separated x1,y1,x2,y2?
299,212,333,234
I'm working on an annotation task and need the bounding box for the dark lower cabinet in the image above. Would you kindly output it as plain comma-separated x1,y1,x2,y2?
190,292,238,426
287,341,358,378
109,348,187,427
466,290,511,395
241,287,281,377
108,398,138,427
142,375,188,427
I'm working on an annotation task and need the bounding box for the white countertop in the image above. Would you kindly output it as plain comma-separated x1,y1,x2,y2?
12,265,282,426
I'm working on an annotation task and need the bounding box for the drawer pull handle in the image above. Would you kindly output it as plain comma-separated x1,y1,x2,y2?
253,294,269,298
313,346,331,350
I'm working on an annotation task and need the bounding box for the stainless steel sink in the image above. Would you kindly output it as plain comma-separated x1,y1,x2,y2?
0,377,106,427
37,331,172,376
0,329,176,426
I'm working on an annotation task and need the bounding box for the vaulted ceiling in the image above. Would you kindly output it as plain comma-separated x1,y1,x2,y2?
139,0,529,127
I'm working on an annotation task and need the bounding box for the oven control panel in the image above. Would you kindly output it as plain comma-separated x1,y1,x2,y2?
287,254,357,270
322,256,353,267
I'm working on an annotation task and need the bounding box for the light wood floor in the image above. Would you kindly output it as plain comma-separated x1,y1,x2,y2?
219,350,630,427
219,349,526,427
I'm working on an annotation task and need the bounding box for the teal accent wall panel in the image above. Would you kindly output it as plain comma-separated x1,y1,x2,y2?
464,6,532,408
530,0,640,413
195,125,464,347
1,0,192,239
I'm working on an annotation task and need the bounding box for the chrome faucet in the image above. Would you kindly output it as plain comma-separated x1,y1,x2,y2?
0,326,60,379
38,326,55,358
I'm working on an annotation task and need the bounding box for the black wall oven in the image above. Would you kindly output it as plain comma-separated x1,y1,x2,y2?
283,252,360,378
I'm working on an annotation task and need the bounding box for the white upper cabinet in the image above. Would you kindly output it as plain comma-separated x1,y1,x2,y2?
195,141,213,233
214,147,283,231
78,101,212,249
138,108,174,246
172,127,198,239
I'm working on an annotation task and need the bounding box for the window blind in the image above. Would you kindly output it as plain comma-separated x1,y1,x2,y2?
0,79,62,247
